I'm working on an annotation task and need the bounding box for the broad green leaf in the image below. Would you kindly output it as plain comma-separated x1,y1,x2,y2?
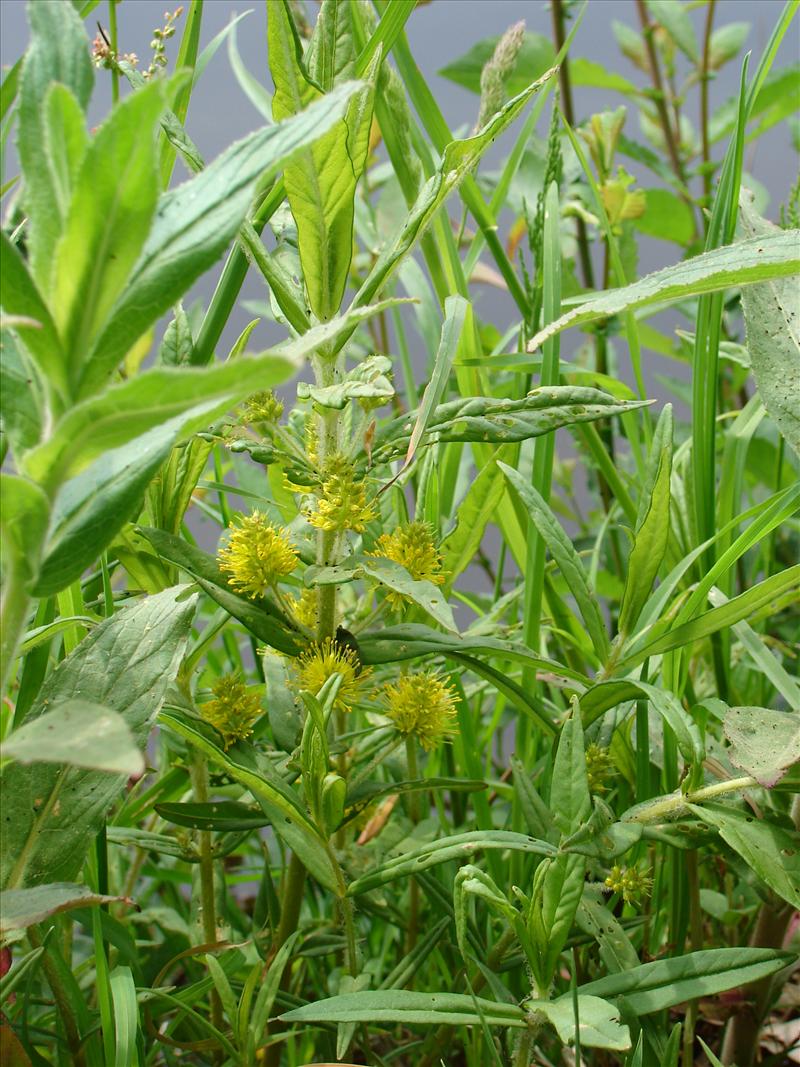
529,852,586,989
724,706,800,786
634,188,695,245
570,58,641,97
159,708,337,891
646,0,698,61
17,0,93,287
269,0,376,321
0,332,43,459
577,898,640,974
0,586,196,888
440,455,505,592
0,700,145,776
739,190,800,458
0,883,123,937
23,347,300,486
53,79,168,382
689,803,800,907
501,464,609,661
307,0,358,89
550,706,591,835
32,411,221,596
709,23,749,70
139,527,302,656
0,231,68,398
80,79,365,396
0,473,49,586
347,830,555,896
617,405,672,638
280,988,527,1027
527,232,800,352
358,557,457,633
438,31,555,96
533,994,631,1051
42,83,88,224
579,948,793,1014
375,388,649,455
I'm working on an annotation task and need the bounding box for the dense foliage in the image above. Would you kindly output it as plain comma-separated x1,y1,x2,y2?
1,1,798,1065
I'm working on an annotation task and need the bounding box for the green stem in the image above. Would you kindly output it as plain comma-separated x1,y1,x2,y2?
190,754,223,1038
264,850,307,1067
700,0,717,215
405,736,421,955
626,775,757,823
28,927,87,1067
0,563,30,695
108,0,119,105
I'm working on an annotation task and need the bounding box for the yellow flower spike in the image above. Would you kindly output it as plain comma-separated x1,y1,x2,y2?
382,671,458,751
217,511,298,599
294,637,371,713
604,863,652,906
201,675,263,750
242,390,284,425
307,454,375,534
585,742,613,793
293,588,318,630
370,522,446,607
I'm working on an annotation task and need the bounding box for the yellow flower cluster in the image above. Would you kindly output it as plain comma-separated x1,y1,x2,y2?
382,671,457,751
604,864,653,906
585,742,613,793
201,675,262,749
307,455,375,533
217,512,298,599
370,522,446,606
242,390,284,425
295,637,371,712
293,588,318,630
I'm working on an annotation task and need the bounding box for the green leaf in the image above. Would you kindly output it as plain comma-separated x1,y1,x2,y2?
23,347,301,486
709,23,750,70
17,0,93,288
501,464,609,661
646,0,698,61
621,565,800,668
0,333,43,460
110,966,139,1067
438,32,555,96
0,586,196,889
359,557,457,633
739,190,800,458
41,82,88,224
159,708,338,891
347,830,555,896
0,473,49,585
579,948,793,1014
268,0,376,321
570,58,641,98
689,803,800,907
404,295,468,467
1,700,145,776
53,79,168,383
550,705,591,835
527,231,800,352
354,68,556,312
710,64,800,143
280,988,527,1027
1,231,68,398
533,994,631,1051
377,388,648,454
724,706,800,787
440,455,506,592
529,852,586,989
0,883,124,937
32,412,217,597
80,79,365,396
634,188,695,245
155,800,271,832
618,405,672,638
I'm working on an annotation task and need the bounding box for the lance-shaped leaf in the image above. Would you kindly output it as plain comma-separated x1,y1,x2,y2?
440,455,506,592
358,557,457,633
0,587,196,889
269,0,377,321
376,388,649,455
527,231,800,352
80,79,365,396
501,464,609,661
280,988,527,1027
618,404,673,638
17,0,93,289
0,883,126,938
0,700,145,776
739,190,800,458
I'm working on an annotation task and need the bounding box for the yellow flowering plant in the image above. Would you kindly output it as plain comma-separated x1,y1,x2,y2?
3,3,798,1065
